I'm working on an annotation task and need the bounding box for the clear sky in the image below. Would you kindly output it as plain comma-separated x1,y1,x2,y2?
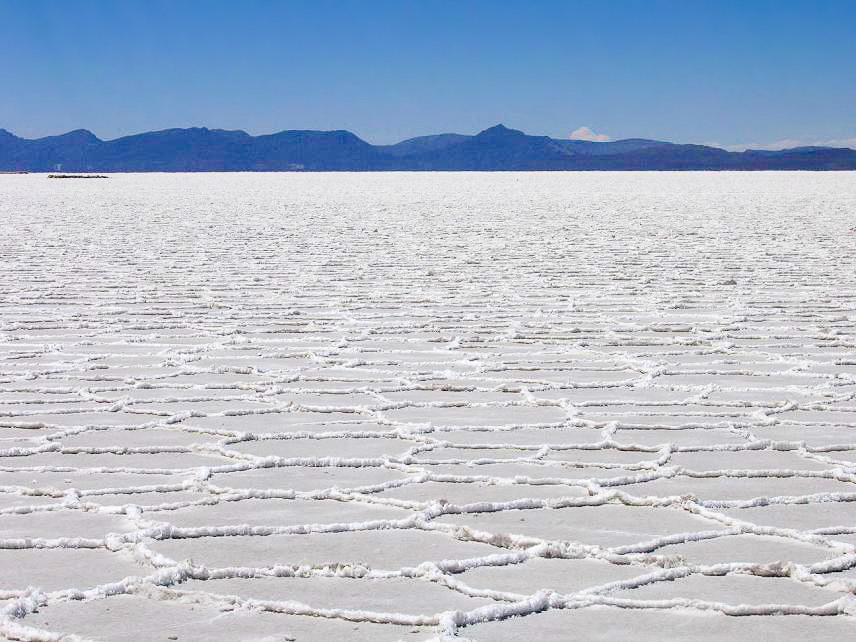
2,0,855,148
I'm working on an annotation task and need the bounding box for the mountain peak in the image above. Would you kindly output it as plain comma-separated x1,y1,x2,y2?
475,124,527,139
56,129,100,143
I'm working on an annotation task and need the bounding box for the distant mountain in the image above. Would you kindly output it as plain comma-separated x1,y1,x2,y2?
551,138,671,156
398,125,577,170
377,133,470,157
2,124,855,171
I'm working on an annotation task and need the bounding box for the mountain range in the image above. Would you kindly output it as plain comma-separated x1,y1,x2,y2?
2,124,855,172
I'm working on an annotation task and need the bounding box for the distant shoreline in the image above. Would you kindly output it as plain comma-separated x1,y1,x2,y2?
48,174,108,179
4,169,856,175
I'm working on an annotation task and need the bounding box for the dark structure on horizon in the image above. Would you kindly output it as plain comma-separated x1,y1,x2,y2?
2,124,855,172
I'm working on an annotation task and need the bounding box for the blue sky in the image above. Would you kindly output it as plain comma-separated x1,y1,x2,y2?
2,0,855,148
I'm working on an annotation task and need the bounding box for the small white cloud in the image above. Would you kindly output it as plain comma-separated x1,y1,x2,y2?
570,126,610,142
820,136,856,149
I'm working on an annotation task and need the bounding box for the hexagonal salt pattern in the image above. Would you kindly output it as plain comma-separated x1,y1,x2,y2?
2,172,856,640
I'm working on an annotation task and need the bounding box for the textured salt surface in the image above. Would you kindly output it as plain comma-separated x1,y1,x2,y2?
1,172,856,640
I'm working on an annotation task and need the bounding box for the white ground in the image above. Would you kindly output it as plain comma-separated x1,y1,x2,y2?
1,171,856,641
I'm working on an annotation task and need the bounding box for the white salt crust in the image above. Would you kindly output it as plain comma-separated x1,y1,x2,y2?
1,172,856,640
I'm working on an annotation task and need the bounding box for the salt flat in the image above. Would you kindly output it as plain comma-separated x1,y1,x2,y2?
1,171,856,640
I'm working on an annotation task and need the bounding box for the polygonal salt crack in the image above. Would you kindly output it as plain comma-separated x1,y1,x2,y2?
1,172,856,640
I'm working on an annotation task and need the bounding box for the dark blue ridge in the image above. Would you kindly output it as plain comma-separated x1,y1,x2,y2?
2,124,855,171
